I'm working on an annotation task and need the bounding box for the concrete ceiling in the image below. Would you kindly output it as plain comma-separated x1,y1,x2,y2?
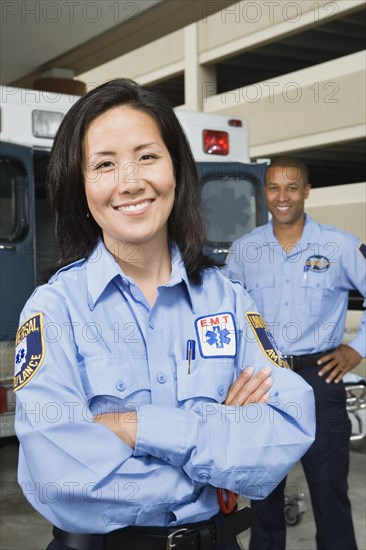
0,0,237,87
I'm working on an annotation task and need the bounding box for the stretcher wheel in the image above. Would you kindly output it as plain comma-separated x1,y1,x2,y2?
284,504,303,526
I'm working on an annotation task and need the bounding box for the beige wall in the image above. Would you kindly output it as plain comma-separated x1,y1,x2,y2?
306,182,366,241
80,29,184,88
197,0,362,62
78,0,365,158
204,51,365,157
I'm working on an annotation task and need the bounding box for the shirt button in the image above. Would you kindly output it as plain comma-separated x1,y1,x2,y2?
284,302,289,306
149,321,155,329
218,385,225,397
116,381,125,392
286,279,290,283
198,472,210,480
157,373,166,384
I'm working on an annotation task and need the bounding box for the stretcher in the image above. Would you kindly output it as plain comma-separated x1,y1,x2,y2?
344,373,366,444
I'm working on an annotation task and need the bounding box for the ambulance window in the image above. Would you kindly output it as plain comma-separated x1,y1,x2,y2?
0,158,27,241
201,177,256,242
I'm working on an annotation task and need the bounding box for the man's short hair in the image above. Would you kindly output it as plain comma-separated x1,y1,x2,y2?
266,156,309,185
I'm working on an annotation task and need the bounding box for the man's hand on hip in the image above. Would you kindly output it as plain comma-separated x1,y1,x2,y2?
317,344,362,384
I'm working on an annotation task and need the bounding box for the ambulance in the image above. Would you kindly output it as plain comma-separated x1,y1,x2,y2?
0,85,268,436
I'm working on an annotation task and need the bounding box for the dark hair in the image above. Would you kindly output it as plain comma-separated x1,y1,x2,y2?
46,78,218,281
266,156,309,185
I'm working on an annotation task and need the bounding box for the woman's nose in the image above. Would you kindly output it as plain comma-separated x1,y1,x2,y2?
116,161,145,193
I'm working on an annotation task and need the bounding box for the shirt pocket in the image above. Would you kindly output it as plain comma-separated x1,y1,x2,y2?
176,358,235,405
299,271,334,316
80,354,151,409
246,273,275,314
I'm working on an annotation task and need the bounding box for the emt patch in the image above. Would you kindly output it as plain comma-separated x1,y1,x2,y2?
305,255,330,273
195,312,236,358
246,312,290,369
14,313,45,391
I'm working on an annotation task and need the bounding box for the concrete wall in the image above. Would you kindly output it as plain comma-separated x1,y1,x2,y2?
204,51,365,157
78,0,365,160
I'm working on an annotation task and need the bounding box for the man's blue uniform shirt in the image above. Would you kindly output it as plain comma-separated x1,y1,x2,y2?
225,215,366,357
15,241,315,533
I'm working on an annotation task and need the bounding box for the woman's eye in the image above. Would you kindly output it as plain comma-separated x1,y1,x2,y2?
140,154,157,162
96,161,114,170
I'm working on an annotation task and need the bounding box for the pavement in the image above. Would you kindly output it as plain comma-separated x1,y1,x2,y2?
237,445,366,550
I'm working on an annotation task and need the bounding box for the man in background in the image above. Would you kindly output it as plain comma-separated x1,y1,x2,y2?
224,157,365,550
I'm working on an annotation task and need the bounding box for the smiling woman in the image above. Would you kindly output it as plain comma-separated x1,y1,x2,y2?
83,106,176,301
45,79,213,284
14,79,315,550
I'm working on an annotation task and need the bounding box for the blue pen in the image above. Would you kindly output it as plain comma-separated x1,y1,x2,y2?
304,263,308,280
186,340,196,375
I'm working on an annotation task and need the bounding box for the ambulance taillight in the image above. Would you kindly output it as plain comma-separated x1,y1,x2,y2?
203,129,229,156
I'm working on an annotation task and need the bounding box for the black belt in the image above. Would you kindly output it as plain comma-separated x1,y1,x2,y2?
53,507,253,550
286,348,336,371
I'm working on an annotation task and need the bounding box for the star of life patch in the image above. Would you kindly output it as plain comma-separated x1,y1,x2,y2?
195,312,236,358
14,313,45,391
246,312,290,369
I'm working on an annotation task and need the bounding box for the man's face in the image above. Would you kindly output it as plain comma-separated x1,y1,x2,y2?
265,165,310,227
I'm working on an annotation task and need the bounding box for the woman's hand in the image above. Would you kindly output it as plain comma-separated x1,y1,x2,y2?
94,411,137,448
225,366,272,406
95,367,272,443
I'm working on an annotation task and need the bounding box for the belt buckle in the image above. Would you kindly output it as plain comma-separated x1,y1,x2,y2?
166,528,188,549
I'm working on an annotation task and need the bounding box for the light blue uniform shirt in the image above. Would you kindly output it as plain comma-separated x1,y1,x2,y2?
225,215,366,357
15,240,315,533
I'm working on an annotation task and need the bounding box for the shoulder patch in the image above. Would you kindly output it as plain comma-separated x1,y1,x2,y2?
358,243,366,260
246,312,290,369
195,312,236,358
14,313,45,391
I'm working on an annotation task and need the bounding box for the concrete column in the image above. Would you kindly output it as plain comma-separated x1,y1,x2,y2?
184,23,216,111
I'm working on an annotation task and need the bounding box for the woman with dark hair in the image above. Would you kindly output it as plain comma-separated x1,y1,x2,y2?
14,79,315,550
47,78,208,279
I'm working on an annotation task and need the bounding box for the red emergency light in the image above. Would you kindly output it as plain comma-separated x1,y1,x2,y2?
228,119,243,127
203,129,229,155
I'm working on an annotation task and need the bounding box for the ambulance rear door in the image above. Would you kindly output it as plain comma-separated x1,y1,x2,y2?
196,161,268,262
0,142,36,343
0,142,36,435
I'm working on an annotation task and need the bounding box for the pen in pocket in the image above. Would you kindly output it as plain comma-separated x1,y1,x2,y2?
186,340,196,375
